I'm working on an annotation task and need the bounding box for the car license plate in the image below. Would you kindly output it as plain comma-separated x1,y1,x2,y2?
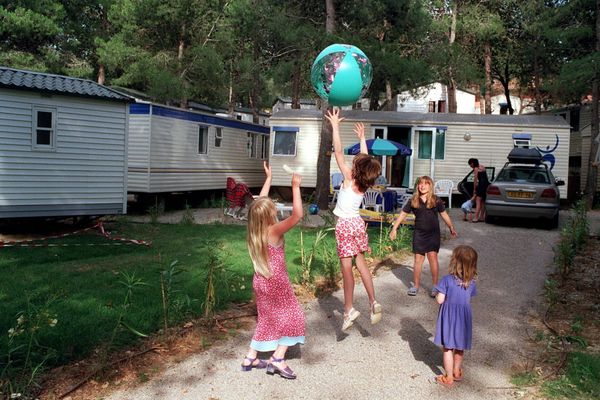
506,190,534,199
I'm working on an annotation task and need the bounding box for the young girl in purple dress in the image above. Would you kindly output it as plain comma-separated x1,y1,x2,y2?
433,245,478,387
241,162,305,380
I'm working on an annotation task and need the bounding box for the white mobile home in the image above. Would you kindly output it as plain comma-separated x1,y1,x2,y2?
396,82,479,114
269,110,571,200
127,102,270,194
0,67,131,218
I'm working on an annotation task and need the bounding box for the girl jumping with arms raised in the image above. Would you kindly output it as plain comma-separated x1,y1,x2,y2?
241,162,304,379
433,245,478,387
389,175,456,297
326,108,383,331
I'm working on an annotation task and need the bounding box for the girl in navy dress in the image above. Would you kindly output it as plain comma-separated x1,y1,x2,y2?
389,176,456,297
433,245,478,387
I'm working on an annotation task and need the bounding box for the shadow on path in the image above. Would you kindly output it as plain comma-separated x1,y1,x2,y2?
317,294,372,342
390,264,414,291
398,318,443,376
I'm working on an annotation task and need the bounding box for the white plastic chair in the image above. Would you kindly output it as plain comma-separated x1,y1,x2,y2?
273,202,293,218
434,179,454,208
330,172,344,205
361,188,384,213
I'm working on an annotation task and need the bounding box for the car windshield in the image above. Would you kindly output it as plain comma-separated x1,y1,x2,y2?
496,166,550,184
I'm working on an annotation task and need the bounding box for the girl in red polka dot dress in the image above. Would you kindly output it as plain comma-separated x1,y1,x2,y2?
241,161,305,379
325,108,383,331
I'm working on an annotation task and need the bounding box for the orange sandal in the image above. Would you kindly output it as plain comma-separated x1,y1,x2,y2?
435,374,454,388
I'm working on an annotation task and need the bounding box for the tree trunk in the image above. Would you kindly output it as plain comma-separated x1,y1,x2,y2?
315,106,333,209
370,90,379,111
315,0,336,209
503,62,514,114
97,63,105,85
484,41,492,114
584,0,600,208
447,0,458,113
228,63,236,114
326,0,335,34
385,80,394,111
292,58,301,109
533,50,542,115
178,25,187,108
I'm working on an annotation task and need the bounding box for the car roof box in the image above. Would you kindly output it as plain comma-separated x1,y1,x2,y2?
507,148,543,164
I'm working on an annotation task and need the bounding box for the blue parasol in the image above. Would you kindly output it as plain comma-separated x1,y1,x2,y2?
344,138,412,156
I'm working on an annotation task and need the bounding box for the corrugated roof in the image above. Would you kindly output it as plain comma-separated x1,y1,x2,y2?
271,109,570,128
0,67,132,101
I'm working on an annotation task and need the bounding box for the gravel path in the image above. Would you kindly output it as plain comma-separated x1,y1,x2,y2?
106,209,600,400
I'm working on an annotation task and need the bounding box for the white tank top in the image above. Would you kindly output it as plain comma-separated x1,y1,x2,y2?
333,181,364,218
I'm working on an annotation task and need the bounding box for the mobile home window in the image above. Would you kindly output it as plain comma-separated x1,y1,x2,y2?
215,127,223,148
435,129,446,159
417,129,445,160
272,127,298,156
32,106,56,149
261,135,269,159
247,132,259,158
198,126,208,154
437,100,446,113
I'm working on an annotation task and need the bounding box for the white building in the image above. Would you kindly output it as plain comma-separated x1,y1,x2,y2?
396,82,479,114
269,109,571,200
0,67,131,218
127,101,270,194
490,94,536,115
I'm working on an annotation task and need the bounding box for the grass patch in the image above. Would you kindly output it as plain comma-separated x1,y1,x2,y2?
0,218,410,396
511,371,537,387
0,221,328,363
542,352,600,399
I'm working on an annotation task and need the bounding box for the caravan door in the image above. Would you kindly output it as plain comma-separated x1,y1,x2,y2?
412,127,438,180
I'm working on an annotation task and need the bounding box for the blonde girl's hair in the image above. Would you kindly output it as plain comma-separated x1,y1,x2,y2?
411,175,437,208
246,197,278,278
448,245,478,287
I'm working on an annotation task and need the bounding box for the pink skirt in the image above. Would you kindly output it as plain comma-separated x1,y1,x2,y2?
335,216,371,258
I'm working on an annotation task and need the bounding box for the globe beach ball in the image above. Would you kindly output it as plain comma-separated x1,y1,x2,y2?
308,204,319,215
310,44,373,106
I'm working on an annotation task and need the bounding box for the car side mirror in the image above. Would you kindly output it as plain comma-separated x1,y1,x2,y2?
555,179,565,186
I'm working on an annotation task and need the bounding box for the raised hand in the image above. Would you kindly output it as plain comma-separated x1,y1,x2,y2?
292,173,302,188
325,108,344,128
263,160,272,179
353,122,365,140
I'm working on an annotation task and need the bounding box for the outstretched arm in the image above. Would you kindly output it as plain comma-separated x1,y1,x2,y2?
389,211,409,240
325,108,352,181
270,173,303,239
440,211,457,237
354,122,368,155
259,161,272,197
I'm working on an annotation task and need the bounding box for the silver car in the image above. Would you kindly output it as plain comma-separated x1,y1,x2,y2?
485,148,564,228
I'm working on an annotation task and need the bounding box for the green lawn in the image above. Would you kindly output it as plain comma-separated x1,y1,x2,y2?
0,218,410,393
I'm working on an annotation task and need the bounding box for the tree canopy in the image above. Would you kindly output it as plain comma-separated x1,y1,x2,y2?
0,0,594,113
1,0,599,202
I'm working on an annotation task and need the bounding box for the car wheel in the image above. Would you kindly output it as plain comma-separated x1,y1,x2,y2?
549,212,559,229
485,214,494,224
